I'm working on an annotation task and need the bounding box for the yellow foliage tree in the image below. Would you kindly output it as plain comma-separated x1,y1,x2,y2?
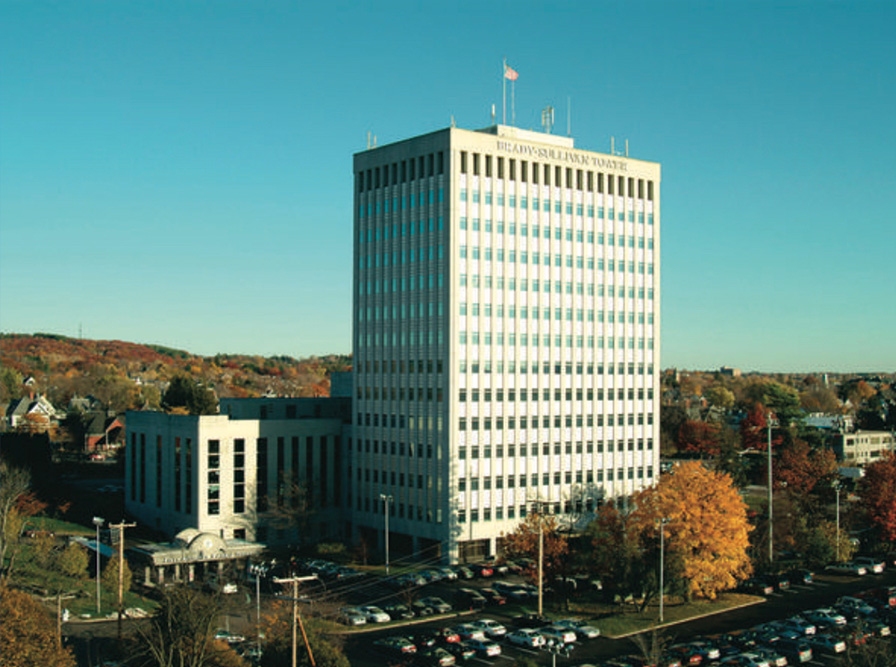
631,461,753,600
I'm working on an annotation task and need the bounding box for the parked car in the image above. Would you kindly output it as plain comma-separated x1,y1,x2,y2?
787,568,814,585
479,588,507,605
463,638,501,658
825,561,868,576
470,619,507,639
214,629,245,644
418,596,452,614
555,618,600,639
686,641,721,662
439,567,458,581
428,627,461,644
373,636,417,656
512,612,552,629
804,633,847,655
452,624,486,642
539,626,577,644
769,636,813,663
741,578,774,595
470,563,494,578
455,588,486,610
506,628,547,648
666,644,702,666
752,647,787,667
338,608,366,626
776,616,816,636
415,647,456,667
444,643,476,662
836,595,876,617
762,573,790,591
802,608,847,628
383,603,415,620
358,605,391,623
853,556,886,574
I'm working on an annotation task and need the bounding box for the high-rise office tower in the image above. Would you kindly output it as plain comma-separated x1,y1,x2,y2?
352,124,660,562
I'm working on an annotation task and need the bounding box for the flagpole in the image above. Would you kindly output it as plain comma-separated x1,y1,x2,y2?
502,58,507,125
511,77,515,127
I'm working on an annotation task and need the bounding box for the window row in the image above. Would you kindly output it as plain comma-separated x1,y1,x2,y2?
358,153,445,192
458,412,654,431
458,151,655,200
458,275,656,299
457,333,655,350
460,387,654,402
458,220,655,248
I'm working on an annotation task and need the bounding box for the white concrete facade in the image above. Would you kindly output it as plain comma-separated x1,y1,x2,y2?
125,405,347,545
352,124,661,562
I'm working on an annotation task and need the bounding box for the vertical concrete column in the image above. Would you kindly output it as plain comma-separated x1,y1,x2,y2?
188,564,195,582
157,567,165,584
144,566,151,586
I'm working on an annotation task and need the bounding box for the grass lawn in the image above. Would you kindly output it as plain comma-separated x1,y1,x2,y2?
25,516,94,536
561,592,764,637
8,538,158,619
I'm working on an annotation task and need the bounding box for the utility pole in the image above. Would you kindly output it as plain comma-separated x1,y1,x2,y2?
835,482,842,561
109,520,136,639
56,592,76,649
658,518,670,624
274,576,317,667
92,516,104,616
380,494,393,574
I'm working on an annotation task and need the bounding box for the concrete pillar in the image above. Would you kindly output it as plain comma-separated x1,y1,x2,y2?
174,564,181,581
217,561,224,576
157,567,165,584
144,566,151,586
188,564,195,583
488,536,497,559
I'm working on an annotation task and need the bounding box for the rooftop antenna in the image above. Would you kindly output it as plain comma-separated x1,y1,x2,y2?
541,105,554,134
450,115,456,128
373,134,377,148
611,136,615,155
625,139,629,157
491,104,496,125
366,131,371,149
567,96,571,136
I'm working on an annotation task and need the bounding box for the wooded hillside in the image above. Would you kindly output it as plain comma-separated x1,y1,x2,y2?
0,333,351,412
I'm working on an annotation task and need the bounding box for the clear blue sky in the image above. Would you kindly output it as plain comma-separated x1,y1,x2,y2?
1,1,893,373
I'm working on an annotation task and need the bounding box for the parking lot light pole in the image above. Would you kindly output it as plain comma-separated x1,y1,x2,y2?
835,482,841,561
658,517,670,624
380,494,393,574
92,516,104,615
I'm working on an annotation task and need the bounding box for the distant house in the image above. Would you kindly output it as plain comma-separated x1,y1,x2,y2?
6,395,60,430
84,412,125,452
831,430,896,465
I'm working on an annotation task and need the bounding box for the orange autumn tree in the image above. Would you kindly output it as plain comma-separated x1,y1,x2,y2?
500,511,569,585
631,461,753,600
859,453,896,543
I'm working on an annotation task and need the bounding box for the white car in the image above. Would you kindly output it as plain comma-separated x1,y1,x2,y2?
471,618,507,638
358,605,391,623
853,556,885,574
539,625,577,644
825,562,868,576
802,607,847,627
555,618,600,639
506,628,546,648
736,653,771,667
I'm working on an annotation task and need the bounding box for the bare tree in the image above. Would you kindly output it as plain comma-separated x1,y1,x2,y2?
0,463,32,579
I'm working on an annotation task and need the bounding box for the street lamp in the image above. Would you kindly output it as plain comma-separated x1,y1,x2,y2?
379,494,393,574
658,517,670,624
834,481,842,561
92,516,104,615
